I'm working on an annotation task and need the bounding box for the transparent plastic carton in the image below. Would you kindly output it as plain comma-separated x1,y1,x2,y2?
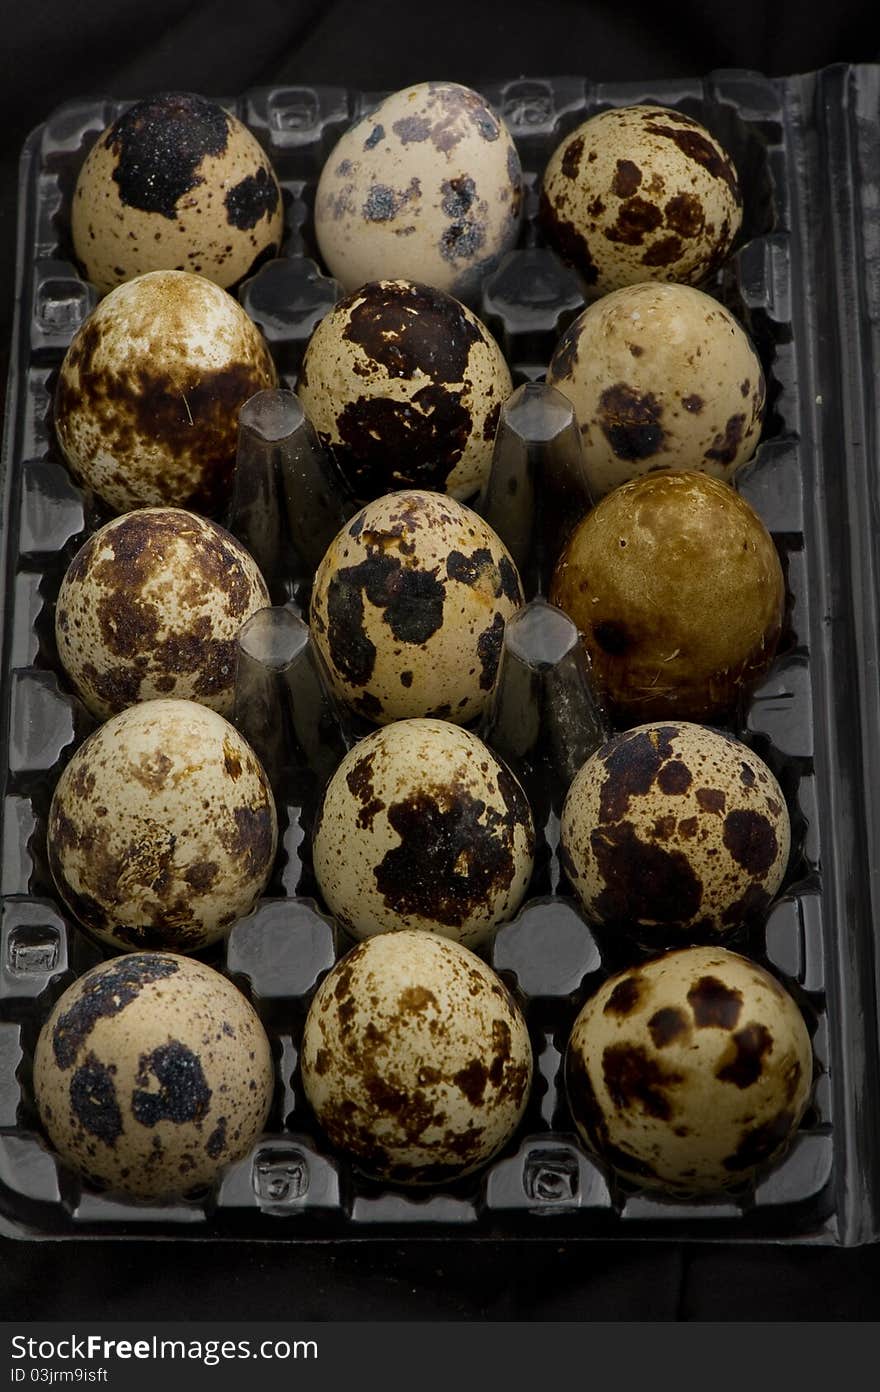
1,66,878,1242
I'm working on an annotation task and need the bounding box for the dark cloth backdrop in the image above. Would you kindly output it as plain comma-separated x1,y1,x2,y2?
2,0,880,1323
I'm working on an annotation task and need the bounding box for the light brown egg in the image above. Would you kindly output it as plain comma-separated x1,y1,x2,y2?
71,92,284,295
56,508,269,720
47,699,277,953
297,279,511,502
300,930,532,1183
565,946,813,1194
540,104,742,295
561,722,790,944
549,471,784,724
54,269,277,515
309,490,523,725
313,719,534,948
34,953,274,1199
314,81,522,299
546,282,765,498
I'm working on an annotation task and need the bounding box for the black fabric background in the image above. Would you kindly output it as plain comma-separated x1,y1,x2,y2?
2,0,880,1322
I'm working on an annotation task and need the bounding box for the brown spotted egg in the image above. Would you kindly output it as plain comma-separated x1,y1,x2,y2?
566,946,813,1194
297,279,512,502
561,722,790,945
313,719,534,948
550,471,784,724
310,490,523,725
72,92,284,295
300,930,532,1183
546,282,765,498
540,104,742,295
34,953,274,1199
54,269,277,515
47,699,277,953
56,508,269,720
314,81,522,299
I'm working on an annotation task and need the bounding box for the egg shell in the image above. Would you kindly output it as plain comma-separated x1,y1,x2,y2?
549,471,785,723
47,699,277,952
309,489,523,725
540,104,742,295
566,945,813,1194
546,282,765,498
34,952,274,1199
313,719,534,947
56,508,270,720
71,92,284,295
314,81,523,299
561,722,790,943
54,269,277,515
297,278,512,502
300,930,533,1183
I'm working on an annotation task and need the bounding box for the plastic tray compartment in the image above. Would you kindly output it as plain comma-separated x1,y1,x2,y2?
0,66,878,1243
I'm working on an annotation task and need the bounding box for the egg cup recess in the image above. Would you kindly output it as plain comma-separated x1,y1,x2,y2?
3,74,844,1237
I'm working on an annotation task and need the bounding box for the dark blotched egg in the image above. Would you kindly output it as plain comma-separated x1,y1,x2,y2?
297,278,511,503
34,952,274,1199
561,722,790,944
565,946,813,1194
72,92,284,295
310,489,523,725
313,718,534,948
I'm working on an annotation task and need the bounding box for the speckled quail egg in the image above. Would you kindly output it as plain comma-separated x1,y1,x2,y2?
310,489,523,725
314,81,522,300
549,471,784,723
313,719,534,947
546,282,765,498
300,930,532,1183
47,699,277,952
561,722,790,944
54,269,277,514
540,104,742,295
34,952,274,1199
55,508,270,720
565,945,813,1194
71,92,284,295
297,279,512,503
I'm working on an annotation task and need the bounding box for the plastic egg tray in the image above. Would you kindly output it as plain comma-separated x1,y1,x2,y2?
1,66,878,1243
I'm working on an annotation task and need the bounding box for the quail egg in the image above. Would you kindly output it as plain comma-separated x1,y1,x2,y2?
54,269,277,514
313,719,534,947
297,278,511,502
310,489,523,724
56,508,270,720
314,81,522,299
71,92,284,295
34,952,274,1199
561,722,790,943
546,282,765,498
300,930,532,1183
565,945,813,1194
540,104,742,295
549,471,784,723
47,699,277,952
